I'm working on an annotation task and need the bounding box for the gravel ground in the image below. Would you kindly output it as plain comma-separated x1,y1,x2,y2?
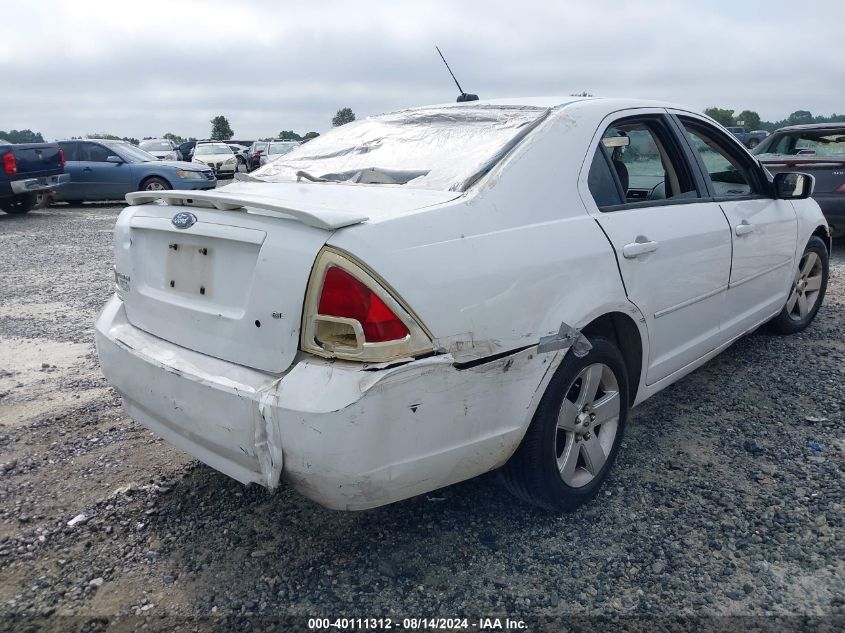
0,202,843,630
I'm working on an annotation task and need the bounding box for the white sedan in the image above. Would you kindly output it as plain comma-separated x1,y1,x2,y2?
95,97,830,511
192,142,237,178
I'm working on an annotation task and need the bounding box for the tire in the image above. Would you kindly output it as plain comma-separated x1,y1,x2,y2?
0,193,37,214
500,337,629,511
34,193,52,209
140,177,170,192
747,138,760,149
769,236,829,334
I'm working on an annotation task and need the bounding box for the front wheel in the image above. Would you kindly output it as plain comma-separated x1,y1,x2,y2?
769,236,829,334
0,193,37,214
140,177,170,192
500,337,629,511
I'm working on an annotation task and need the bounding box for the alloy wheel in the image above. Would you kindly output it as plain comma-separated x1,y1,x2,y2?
787,252,823,320
555,363,620,488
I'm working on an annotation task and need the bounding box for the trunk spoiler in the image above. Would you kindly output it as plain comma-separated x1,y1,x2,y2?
126,189,369,230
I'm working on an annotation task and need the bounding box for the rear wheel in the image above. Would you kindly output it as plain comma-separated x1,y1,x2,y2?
0,193,37,214
770,236,828,334
140,177,170,192
500,337,629,511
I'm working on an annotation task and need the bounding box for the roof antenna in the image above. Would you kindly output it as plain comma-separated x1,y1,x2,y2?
436,45,478,103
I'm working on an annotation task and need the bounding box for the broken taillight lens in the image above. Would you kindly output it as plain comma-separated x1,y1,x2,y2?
301,248,433,362
2,151,16,175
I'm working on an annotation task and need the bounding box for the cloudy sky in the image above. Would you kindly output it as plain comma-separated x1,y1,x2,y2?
2,0,843,141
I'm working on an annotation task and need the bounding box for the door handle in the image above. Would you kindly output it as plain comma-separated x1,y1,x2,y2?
735,221,755,236
82,167,93,172
622,240,659,259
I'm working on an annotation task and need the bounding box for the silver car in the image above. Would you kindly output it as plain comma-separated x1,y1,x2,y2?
139,139,182,161
259,141,301,166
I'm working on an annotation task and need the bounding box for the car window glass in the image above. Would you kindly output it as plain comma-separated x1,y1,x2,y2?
58,142,78,162
680,121,757,197
772,132,845,157
79,142,118,162
587,148,623,207
591,118,697,210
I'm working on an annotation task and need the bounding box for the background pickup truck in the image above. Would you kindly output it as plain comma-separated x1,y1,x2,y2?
726,127,769,149
0,141,69,214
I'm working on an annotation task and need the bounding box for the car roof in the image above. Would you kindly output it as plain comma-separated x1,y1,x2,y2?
398,95,691,114
773,123,845,133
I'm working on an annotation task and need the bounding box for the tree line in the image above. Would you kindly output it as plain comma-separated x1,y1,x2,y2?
703,107,845,132
2,107,357,146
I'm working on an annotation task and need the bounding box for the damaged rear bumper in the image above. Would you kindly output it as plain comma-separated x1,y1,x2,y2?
95,296,559,510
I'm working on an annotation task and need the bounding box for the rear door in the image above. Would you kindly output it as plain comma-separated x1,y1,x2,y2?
76,142,133,200
56,142,81,200
673,114,797,339
582,110,732,385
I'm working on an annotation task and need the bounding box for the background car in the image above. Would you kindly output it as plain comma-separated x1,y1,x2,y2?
258,140,300,166
192,142,237,178
754,123,845,236
139,138,182,161
178,140,196,160
0,138,69,214
247,141,268,171
227,143,250,171
52,139,215,203
726,126,769,149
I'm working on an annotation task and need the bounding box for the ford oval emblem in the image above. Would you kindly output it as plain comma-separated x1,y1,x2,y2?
171,211,197,229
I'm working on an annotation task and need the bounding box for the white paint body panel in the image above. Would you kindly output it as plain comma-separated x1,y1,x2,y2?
95,97,829,509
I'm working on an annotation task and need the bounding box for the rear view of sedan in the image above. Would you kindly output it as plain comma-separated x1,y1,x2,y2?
95,97,829,512
193,143,237,178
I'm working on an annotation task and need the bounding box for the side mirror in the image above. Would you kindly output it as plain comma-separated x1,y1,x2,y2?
106,155,124,164
774,172,814,200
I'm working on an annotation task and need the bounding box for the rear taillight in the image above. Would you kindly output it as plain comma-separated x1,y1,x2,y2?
835,182,845,193
301,248,433,362
59,148,66,168
318,267,409,342
2,151,16,175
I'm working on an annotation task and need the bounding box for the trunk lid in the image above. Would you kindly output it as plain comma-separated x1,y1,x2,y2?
117,183,460,373
760,156,845,194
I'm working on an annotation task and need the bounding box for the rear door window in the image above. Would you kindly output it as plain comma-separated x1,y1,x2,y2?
588,115,699,211
58,142,78,162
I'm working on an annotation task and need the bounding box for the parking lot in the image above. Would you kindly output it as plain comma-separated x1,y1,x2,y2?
1,202,843,622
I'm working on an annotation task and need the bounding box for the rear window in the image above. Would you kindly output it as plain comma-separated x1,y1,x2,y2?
58,142,78,161
140,140,172,151
252,105,549,191
762,130,845,157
